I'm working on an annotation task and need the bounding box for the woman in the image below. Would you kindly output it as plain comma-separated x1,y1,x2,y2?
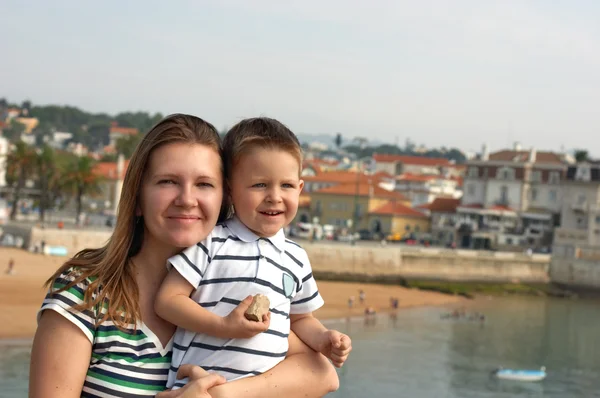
29,114,339,397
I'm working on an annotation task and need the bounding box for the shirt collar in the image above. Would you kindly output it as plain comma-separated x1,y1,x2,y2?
225,216,286,252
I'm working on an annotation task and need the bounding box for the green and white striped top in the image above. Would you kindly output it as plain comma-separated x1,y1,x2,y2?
39,269,173,397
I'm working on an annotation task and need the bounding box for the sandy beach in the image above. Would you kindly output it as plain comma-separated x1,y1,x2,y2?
0,247,463,340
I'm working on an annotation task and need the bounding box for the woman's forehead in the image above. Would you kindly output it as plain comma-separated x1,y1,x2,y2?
147,143,222,176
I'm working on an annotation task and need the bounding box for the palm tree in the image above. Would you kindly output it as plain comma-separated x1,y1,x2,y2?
62,156,103,222
36,144,59,223
6,141,36,220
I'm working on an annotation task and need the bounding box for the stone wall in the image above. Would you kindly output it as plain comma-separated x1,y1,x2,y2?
16,226,551,284
304,243,550,283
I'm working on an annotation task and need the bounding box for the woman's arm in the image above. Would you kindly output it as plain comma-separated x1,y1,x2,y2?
29,310,93,398
209,331,339,398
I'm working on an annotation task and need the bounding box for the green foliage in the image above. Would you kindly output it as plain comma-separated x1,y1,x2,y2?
116,134,143,158
6,141,37,220
61,155,103,220
574,149,589,162
2,119,27,141
343,143,467,164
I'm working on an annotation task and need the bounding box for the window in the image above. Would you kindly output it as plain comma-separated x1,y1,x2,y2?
596,216,600,224
549,172,560,184
549,190,557,202
531,188,538,201
506,238,513,245
405,225,411,231
482,168,488,178
468,167,479,178
500,186,509,203
415,225,420,232
531,171,542,183
467,184,476,196
498,167,515,180
577,194,586,205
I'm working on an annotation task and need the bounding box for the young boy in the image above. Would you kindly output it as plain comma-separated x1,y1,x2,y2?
156,117,352,388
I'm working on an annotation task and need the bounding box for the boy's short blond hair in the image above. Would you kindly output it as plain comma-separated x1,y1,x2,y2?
222,117,303,180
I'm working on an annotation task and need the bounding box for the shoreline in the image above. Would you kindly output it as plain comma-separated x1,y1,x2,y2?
0,248,465,340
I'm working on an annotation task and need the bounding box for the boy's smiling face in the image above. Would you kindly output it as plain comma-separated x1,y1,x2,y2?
230,147,304,237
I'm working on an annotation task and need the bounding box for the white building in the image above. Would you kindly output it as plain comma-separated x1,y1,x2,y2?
372,154,455,177
0,136,8,187
394,173,462,207
551,162,600,289
458,143,570,250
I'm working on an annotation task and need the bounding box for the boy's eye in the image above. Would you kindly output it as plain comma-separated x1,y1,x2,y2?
282,183,295,188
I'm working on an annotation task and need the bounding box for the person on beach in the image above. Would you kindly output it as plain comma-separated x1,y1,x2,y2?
155,117,352,388
29,114,339,398
4,258,15,275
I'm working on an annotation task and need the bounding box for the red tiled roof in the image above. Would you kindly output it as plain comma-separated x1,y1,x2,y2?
370,201,428,218
313,183,408,200
303,171,371,184
396,173,438,182
489,150,563,164
372,171,394,179
110,125,139,136
459,203,484,209
373,153,452,166
489,205,514,212
93,160,131,180
419,198,461,213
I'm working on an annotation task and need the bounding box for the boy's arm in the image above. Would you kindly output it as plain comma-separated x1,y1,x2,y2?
155,268,225,337
155,269,270,339
289,312,327,351
291,312,352,368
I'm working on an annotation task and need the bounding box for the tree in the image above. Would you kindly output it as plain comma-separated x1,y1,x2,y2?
335,133,343,150
6,141,36,220
2,120,26,142
62,156,103,222
36,144,59,222
574,149,589,162
116,134,143,158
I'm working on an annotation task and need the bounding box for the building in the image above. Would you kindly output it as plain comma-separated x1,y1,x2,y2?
309,182,409,231
419,198,461,246
458,144,569,250
92,156,130,211
372,153,454,176
108,122,139,147
368,201,430,238
394,173,462,207
551,162,600,289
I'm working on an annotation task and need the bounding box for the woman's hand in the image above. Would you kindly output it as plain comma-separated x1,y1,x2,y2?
156,365,226,398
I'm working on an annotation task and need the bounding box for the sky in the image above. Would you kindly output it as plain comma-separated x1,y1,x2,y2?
2,0,600,155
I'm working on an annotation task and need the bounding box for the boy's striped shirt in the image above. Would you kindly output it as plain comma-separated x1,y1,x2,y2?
167,216,324,387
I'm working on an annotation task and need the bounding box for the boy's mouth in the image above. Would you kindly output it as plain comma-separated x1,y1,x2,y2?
260,211,284,216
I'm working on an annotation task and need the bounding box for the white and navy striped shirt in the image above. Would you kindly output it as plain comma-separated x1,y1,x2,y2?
167,216,324,387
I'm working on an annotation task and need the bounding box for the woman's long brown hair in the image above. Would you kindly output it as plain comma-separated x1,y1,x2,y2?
45,114,226,329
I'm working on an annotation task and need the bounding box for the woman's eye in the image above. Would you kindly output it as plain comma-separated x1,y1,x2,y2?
158,179,177,185
198,182,214,188
252,183,266,188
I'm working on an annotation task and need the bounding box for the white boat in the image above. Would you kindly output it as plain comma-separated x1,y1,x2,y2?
493,366,546,382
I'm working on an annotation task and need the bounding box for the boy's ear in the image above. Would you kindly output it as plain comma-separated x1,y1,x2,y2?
298,179,305,193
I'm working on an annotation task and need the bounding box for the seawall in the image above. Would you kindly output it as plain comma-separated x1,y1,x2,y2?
12,226,551,284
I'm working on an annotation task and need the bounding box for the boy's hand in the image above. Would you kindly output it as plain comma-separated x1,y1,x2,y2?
221,296,270,339
317,329,352,368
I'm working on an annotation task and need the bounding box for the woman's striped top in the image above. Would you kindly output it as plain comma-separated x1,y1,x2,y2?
39,269,173,397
